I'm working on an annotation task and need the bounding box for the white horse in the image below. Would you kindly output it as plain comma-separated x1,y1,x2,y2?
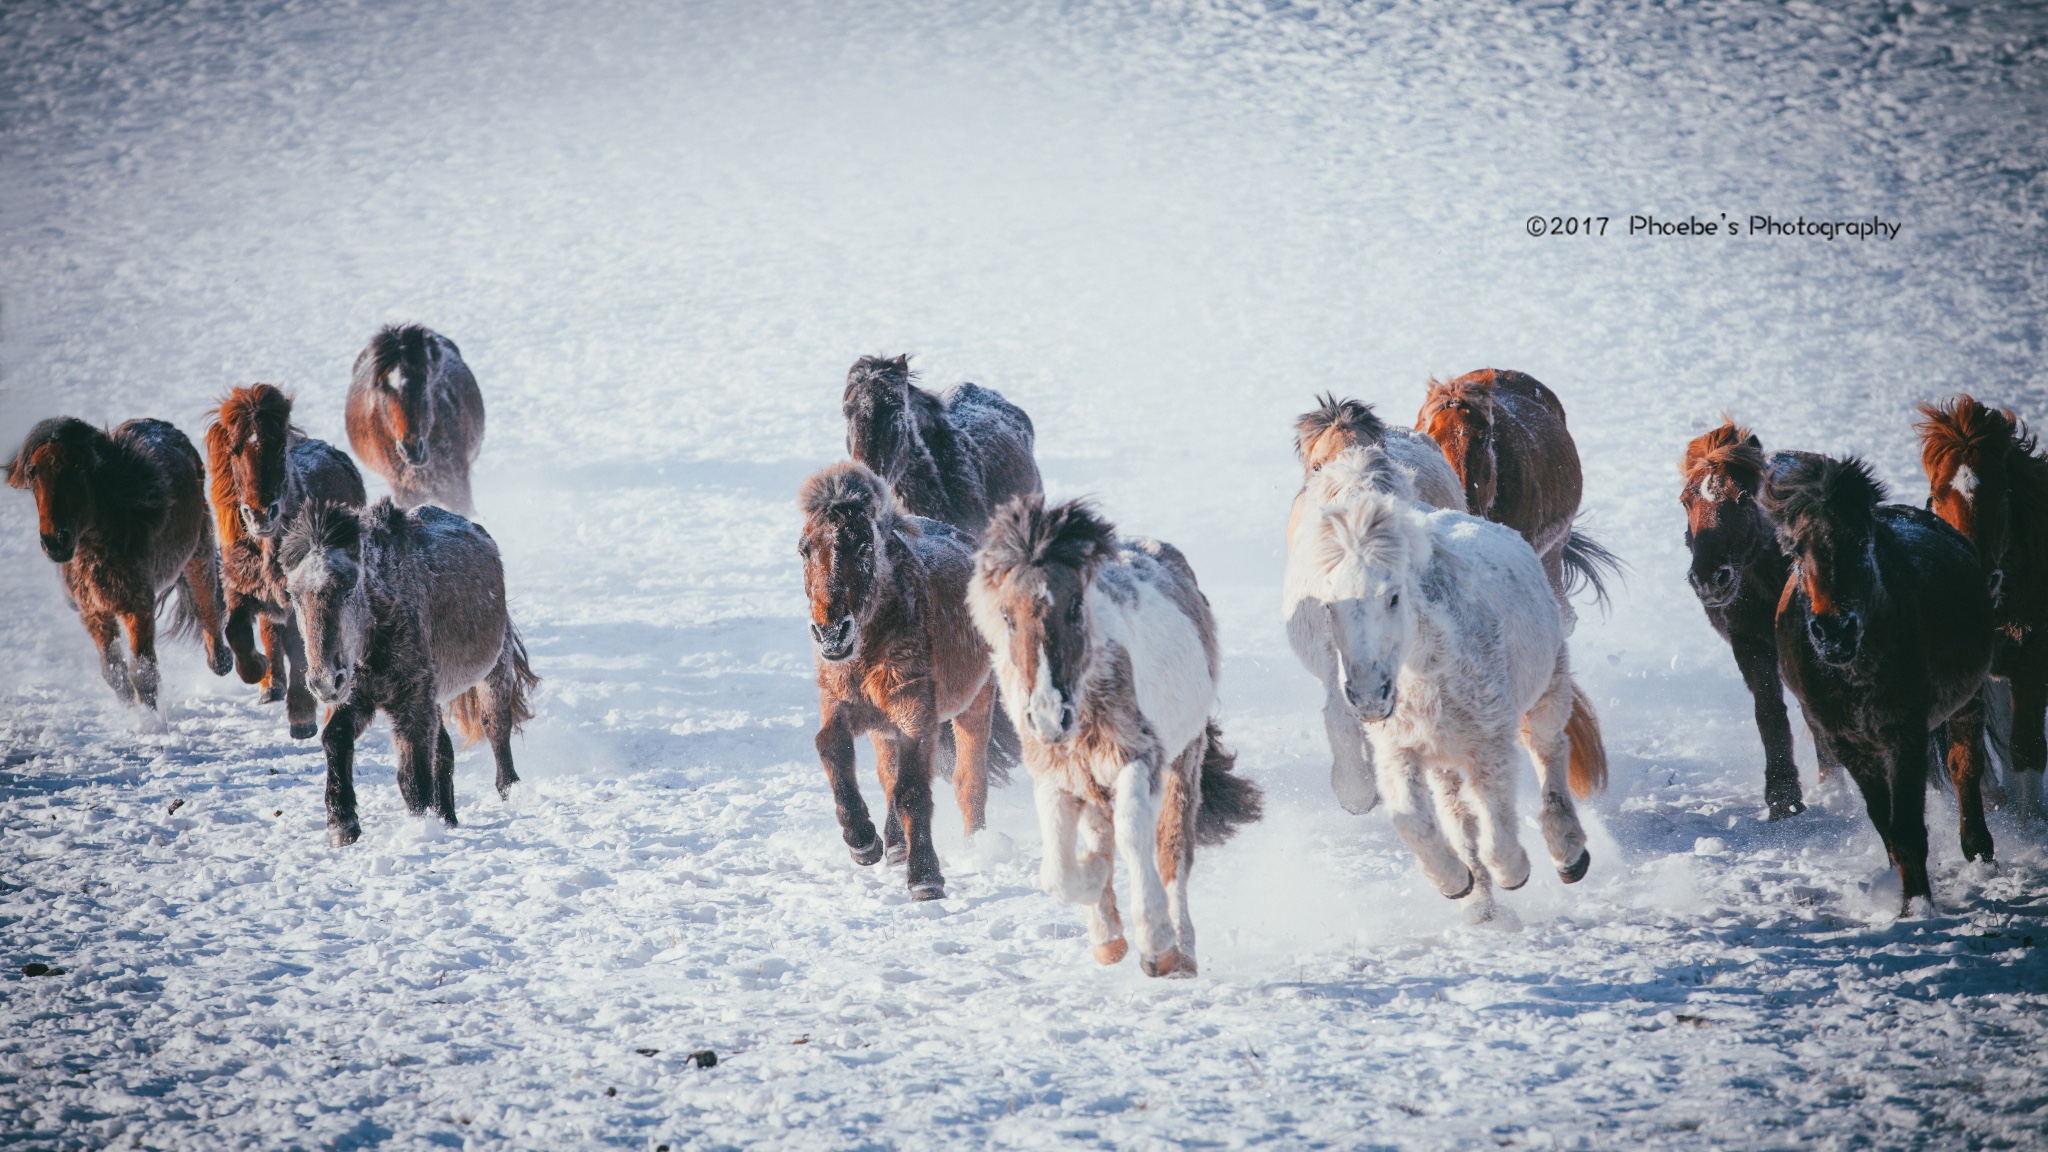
1289,457,1605,916
969,495,1262,977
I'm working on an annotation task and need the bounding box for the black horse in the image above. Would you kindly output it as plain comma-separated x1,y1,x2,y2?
1764,453,1995,912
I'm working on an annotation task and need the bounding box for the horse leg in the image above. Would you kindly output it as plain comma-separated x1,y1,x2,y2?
814,707,881,865
1518,664,1592,879
1541,546,1579,638
81,609,135,705
873,734,906,865
181,539,234,677
2009,656,2048,818
321,703,373,845
879,731,944,900
1460,732,1531,893
1034,775,1108,903
949,679,995,837
1377,743,1475,898
1111,755,1176,976
392,702,440,818
276,615,318,739
1945,695,1992,863
224,596,268,685
257,615,287,704
1885,728,1935,912
433,721,459,827
1731,632,1803,819
1154,742,1201,976
119,606,161,713
1322,677,1377,814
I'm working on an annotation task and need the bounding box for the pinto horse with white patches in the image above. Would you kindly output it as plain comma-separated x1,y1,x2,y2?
970,496,1261,976
1291,452,1603,919
347,324,486,515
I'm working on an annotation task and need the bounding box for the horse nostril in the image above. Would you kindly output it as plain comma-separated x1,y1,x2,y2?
267,501,282,521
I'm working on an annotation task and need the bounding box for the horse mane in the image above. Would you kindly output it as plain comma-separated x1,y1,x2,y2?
1308,444,1416,505
8,417,172,524
363,323,439,385
1760,452,1887,551
1419,371,1497,419
1680,417,1766,497
206,385,300,540
978,494,1117,581
1916,394,2048,493
1293,394,1387,463
1309,487,1429,582
799,461,913,537
279,500,363,570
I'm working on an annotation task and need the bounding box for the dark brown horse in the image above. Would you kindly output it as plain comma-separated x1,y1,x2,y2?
8,417,232,713
1764,453,1995,912
1917,395,2048,817
842,354,1040,539
1681,420,1831,820
347,324,486,515
282,500,538,845
801,462,1000,901
1416,369,1621,630
207,385,366,738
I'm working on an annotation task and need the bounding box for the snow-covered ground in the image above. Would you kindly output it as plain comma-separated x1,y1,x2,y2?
4,0,2047,1147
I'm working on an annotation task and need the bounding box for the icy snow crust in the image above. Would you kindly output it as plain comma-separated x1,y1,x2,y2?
3,0,2047,1147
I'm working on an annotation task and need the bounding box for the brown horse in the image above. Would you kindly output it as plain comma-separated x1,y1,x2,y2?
1415,369,1621,630
801,462,1000,901
347,324,486,515
842,354,1041,539
1764,453,1995,912
207,385,366,738
8,417,233,713
1917,395,2048,817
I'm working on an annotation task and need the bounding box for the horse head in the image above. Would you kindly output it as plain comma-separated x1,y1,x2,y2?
970,493,1117,745
6,417,104,563
798,462,907,664
1293,394,1388,481
1679,419,1772,608
841,354,916,486
1307,486,1431,722
1419,375,1498,516
1916,395,2024,605
1762,452,1886,668
208,384,296,538
359,325,439,470
281,500,373,701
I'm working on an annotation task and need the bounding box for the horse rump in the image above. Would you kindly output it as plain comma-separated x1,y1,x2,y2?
1561,526,1624,612
1194,720,1263,846
1566,680,1608,798
450,622,539,746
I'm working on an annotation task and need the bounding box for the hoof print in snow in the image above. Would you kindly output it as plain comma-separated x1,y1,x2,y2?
687,1049,717,1068
1559,848,1592,885
635,1048,659,1057
21,963,64,977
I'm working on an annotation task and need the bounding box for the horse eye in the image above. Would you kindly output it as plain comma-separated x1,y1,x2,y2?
1068,600,1083,622
1002,610,1014,631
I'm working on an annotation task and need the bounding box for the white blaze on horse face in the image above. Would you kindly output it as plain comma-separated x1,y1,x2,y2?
1951,464,1978,504
1024,639,1068,743
1695,475,1719,504
1329,575,1410,723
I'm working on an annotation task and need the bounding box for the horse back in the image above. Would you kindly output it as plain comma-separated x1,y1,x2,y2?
1093,540,1216,751
1877,505,1995,718
1423,511,1562,707
406,506,511,702
288,437,368,510
1491,382,1583,555
941,382,1042,512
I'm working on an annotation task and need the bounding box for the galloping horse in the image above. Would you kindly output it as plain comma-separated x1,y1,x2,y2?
800,462,1002,901
842,354,1040,539
1764,453,1994,912
8,417,233,713
347,324,486,515
1415,369,1621,632
1917,395,2048,818
1291,454,1603,920
970,495,1261,976
207,384,366,738
282,500,537,846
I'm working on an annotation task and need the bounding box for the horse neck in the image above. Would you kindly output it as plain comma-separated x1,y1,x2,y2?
78,433,161,555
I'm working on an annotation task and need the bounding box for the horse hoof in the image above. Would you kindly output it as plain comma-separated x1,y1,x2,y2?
1559,848,1592,885
236,658,268,686
328,822,361,848
1499,869,1529,892
1444,869,1475,900
1093,938,1128,965
258,684,285,705
209,649,235,677
909,880,946,902
1140,948,1182,978
289,720,318,740
885,842,909,867
1767,799,1806,822
849,837,884,867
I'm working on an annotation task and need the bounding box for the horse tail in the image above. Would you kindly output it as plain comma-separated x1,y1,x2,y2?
985,691,1020,785
1194,720,1264,846
1560,526,1625,613
1566,679,1608,799
451,622,539,746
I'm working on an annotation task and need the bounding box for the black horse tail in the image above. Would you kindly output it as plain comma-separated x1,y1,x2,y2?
1561,526,1625,613
1195,720,1263,846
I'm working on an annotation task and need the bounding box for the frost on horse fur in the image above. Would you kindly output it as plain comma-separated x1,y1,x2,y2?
1292,462,1601,919
970,495,1260,977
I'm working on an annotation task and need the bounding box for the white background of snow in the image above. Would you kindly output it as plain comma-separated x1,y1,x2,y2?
2,0,2046,1148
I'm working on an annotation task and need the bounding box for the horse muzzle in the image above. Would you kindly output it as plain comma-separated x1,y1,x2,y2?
39,530,74,563
1341,667,1397,722
240,501,283,538
1806,611,1862,667
811,617,857,663
1689,563,1740,608
400,439,430,467
1028,694,1080,745
308,662,350,703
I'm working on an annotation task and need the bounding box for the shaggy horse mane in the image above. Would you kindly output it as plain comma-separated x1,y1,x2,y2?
978,494,1117,581
1681,418,1766,498
279,500,363,570
845,353,913,395
1916,394,2048,499
1761,453,1886,551
1293,394,1387,463
1310,487,1427,581
362,323,446,384
7,417,173,518
800,461,913,535
210,384,300,448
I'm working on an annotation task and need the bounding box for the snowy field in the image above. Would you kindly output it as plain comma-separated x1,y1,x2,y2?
4,0,2048,1148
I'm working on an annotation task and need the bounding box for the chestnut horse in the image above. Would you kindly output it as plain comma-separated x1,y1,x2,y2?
842,354,1040,539
1415,369,1621,632
8,417,232,713
1917,396,2048,818
1680,420,1844,820
970,495,1262,975
207,385,366,738
801,462,1001,901
347,324,485,515
1763,453,1995,913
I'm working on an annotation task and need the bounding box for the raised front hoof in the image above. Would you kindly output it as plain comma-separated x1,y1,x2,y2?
257,683,286,705
1766,798,1806,822
235,655,269,686
1497,868,1529,892
848,837,885,867
1558,848,1592,885
908,880,946,902
1140,948,1183,978
207,647,235,678
289,719,319,740
1442,869,1476,901
1093,938,1128,966
328,821,362,848
885,841,909,867
1962,832,1995,864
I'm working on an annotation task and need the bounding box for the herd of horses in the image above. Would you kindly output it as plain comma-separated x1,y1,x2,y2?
11,342,2046,975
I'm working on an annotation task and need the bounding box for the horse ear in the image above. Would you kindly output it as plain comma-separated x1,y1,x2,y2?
3,452,25,489
1745,434,1761,450
892,354,908,370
